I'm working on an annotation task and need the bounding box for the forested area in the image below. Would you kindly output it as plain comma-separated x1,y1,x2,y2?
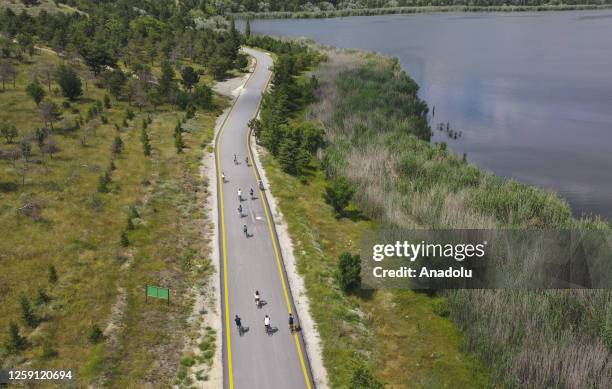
247,35,324,176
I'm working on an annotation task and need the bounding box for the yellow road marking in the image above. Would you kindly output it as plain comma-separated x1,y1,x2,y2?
218,49,312,389
246,62,313,389
215,56,258,389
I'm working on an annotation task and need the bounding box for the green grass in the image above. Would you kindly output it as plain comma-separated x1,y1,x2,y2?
261,153,490,388
0,48,223,386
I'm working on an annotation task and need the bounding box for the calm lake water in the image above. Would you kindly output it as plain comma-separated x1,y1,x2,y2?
248,11,612,220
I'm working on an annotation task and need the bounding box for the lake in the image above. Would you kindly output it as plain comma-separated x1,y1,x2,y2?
247,11,612,220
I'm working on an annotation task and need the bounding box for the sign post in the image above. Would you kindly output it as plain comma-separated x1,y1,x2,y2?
145,285,170,305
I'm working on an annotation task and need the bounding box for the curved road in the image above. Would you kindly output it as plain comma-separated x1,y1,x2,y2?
215,47,313,389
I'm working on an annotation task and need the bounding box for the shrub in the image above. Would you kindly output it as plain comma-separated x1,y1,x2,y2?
350,364,384,389
5,322,27,353
97,171,111,193
88,324,103,343
103,94,111,108
26,81,45,106
120,231,129,247
48,264,57,284
111,136,123,155
20,295,38,328
36,288,51,305
335,252,361,292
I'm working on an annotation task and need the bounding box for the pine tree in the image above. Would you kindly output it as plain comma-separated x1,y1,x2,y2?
36,288,50,305
129,205,139,220
48,264,57,284
278,137,298,175
88,324,103,343
5,321,26,352
98,171,112,193
20,295,37,328
112,136,123,155
120,231,129,247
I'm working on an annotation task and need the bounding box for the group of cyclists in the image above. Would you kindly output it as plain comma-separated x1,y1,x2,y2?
226,155,297,336
234,290,296,336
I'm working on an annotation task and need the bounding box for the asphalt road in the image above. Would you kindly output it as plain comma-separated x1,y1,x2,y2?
215,47,313,389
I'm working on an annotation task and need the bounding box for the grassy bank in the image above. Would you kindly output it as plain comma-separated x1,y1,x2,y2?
0,48,222,386
303,49,610,387
261,152,490,388
234,4,612,19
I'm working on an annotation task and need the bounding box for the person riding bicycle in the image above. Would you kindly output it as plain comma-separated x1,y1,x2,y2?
245,156,249,165
237,204,243,216
222,172,226,182
243,224,248,237
234,154,237,164
250,188,254,199
237,188,242,201
254,290,260,307
264,314,271,332
288,313,294,332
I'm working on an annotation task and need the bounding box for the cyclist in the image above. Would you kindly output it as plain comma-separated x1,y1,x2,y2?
235,314,242,334
245,156,249,165
264,314,271,333
237,188,242,201
249,188,254,199
243,224,248,237
254,290,260,308
288,313,294,332
222,172,226,183
237,204,243,217
234,154,237,164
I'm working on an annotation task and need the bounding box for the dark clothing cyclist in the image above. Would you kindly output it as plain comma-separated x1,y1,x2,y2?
235,315,242,329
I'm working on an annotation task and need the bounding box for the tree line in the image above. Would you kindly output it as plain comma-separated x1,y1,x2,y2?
211,0,612,13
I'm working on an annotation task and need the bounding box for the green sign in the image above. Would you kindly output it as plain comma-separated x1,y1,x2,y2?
146,285,170,304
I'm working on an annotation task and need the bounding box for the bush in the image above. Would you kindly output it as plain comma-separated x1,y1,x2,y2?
20,295,38,328
324,177,354,216
48,264,57,284
88,324,103,344
97,171,111,193
111,136,123,155
120,231,129,247
26,81,45,106
192,84,213,109
103,94,111,108
335,252,361,292
350,364,384,389
5,322,27,353
36,288,50,305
